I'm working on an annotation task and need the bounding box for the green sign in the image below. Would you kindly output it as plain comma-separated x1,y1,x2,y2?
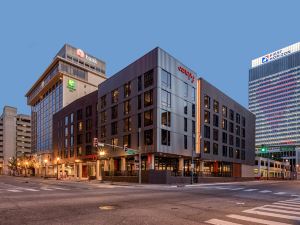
280,146,295,151
126,149,137,155
67,79,76,91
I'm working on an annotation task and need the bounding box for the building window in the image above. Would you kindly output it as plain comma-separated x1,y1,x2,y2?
242,128,245,138
161,90,171,108
191,87,195,101
204,110,210,124
138,75,142,91
124,82,131,98
101,95,106,109
111,89,119,104
184,135,187,149
222,132,227,144
124,100,131,115
192,104,195,117
242,117,246,127
161,69,171,89
70,113,74,124
111,122,118,135
111,138,118,151
86,132,92,143
222,146,228,157
86,145,92,155
65,127,68,136
184,118,187,132
138,113,142,128
65,116,68,126
86,119,92,130
213,100,219,113
77,134,83,145
100,125,106,138
204,125,210,139
77,109,83,120
144,69,153,88
241,150,245,160
236,137,240,147
204,141,210,153
229,109,234,121
77,146,82,156
78,122,83,132
70,147,74,157
213,143,219,155
229,122,234,133
192,121,195,134
138,94,142,109
241,139,245,149
204,95,210,109
229,135,234,146
184,82,188,97
123,134,131,147
213,129,218,141
144,110,153,126
222,106,227,117
236,125,240,136
222,119,227,130
236,149,240,159
213,114,219,127
229,147,233,158
123,117,131,132
144,129,153,145
161,110,171,127
161,129,171,146
101,111,107,123
70,125,74,135
86,105,92,117
184,101,188,114
236,113,240,124
144,89,153,107
111,105,118,119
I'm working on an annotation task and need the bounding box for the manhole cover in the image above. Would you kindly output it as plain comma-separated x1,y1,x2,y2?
99,205,115,210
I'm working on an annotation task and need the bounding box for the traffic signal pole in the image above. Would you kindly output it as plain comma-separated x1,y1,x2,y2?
138,128,141,184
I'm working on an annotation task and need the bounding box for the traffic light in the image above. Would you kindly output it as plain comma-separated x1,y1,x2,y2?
93,138,98,147
261,145,267,152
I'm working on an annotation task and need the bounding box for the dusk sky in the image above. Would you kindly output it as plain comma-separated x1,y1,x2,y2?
1,0,300,114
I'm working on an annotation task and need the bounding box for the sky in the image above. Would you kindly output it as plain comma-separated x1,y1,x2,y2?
0,0,299,114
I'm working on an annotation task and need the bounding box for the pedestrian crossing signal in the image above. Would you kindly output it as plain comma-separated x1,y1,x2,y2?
93,138,98,147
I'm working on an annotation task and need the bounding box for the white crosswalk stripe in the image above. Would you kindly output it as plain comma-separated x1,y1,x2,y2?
7,189,22,192
274,192,287,195
226,214,292,225
259,190,272,193
205,199,300,224
243,189,258,192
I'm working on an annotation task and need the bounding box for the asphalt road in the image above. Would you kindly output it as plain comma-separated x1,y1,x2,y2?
1,176,300,225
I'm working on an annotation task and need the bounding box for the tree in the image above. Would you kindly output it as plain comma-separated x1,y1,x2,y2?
7,157,17,176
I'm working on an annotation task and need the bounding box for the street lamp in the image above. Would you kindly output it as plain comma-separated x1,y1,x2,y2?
99,150,105,182
44,159,48,178
56,157,60,180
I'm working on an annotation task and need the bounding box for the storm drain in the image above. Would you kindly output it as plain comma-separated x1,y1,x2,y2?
99,205,116,210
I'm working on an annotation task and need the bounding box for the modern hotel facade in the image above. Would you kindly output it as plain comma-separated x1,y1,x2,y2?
249,42,300,169
0,106,31,174
98,47,197,177
97,47,255,181
26,44,106,173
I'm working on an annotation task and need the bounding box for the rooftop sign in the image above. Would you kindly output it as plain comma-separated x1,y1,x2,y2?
178,66,195,83
76,48,98,64
251,42,300,68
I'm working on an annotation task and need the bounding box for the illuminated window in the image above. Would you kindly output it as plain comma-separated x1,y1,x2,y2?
161,110,171,127
213,100,219,113
144,110,153,126
124,100,131,115
123,117,131,132
111,89,119,104
124,82,131,98
204,141,210,153
144,90,153,107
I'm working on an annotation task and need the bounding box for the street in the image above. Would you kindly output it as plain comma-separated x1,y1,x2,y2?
1,176,300,225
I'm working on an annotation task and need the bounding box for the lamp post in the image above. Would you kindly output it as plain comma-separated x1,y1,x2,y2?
99,150,105,182
44,159,48,178
56,157,60,180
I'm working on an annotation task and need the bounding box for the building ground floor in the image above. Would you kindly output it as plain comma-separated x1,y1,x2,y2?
33,153,256,183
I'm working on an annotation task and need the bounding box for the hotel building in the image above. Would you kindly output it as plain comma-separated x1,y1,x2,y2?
25,44,106,174
0,106,31,174
97,47,255,182
249,42,300,169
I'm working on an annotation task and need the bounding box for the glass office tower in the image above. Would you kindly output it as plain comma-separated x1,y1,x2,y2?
249,42,300,168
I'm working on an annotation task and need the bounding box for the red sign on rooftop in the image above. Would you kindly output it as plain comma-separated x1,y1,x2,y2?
178,66,195,83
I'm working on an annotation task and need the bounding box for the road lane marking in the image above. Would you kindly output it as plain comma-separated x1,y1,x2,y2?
7,189,22,192
257,206,300,215
40,188,54,191
22,188,39,192
215,187,232,190
227,214,292,225
243,189,258,192
259,190,272,193
244,208,300,220
205,218,242,225
230,188,244,191
52,187,70,190
274,192,287,195
279,200,300,205
273,202,300,208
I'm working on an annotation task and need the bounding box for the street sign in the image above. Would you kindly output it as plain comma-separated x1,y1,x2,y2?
280,146,295,151
126,149,136,155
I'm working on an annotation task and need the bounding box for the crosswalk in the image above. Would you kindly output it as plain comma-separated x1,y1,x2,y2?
205,198,300,225
184,184,300,198
0,185,71,193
